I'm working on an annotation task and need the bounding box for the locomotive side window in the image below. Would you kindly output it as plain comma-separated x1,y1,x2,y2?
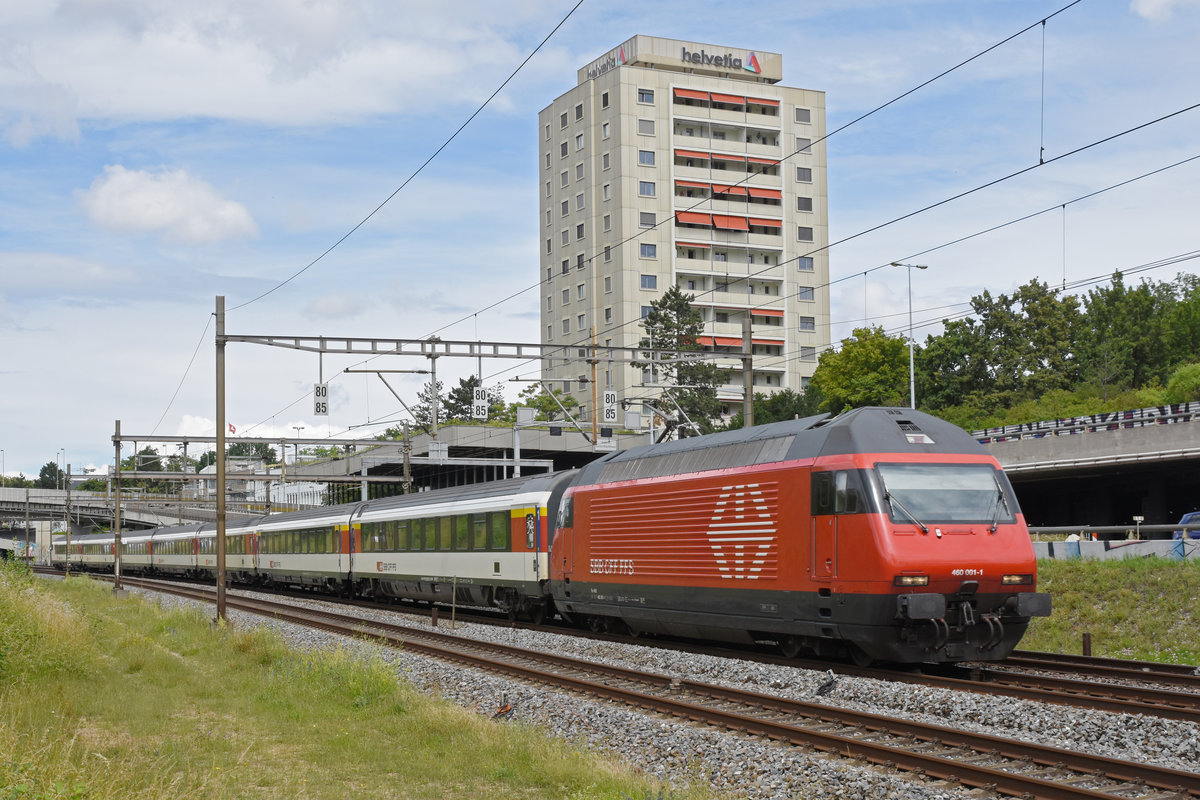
812,470,869,515
557,495,574,529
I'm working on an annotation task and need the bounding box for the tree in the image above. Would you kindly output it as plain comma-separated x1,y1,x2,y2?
493,383,579,424
409,380,445,432
634,286,728,435
443,375,506,422
227,442,277,464
37,461,65,489
721,386,826,430
809,326,908,414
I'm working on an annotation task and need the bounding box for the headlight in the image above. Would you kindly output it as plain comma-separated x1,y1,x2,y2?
894,574,929,587
1002,574,1033,585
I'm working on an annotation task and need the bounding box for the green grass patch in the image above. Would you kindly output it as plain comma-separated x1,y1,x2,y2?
1024,556,1200,664
0,561,708,799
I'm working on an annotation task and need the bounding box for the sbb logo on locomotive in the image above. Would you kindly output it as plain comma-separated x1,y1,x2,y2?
590,558,635,575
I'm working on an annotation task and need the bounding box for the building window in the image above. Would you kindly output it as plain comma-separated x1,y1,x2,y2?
604,276,612,292
574,163,583,181
544,152,550,169
576,193,585,210
637,118,655,135
560,141,568,158
545,180,551,197
603,183,611,200
798,227,814,242
545,238,552,255
639,212,655,228
562,380,571,393
561,259,569,275
798,286,814,301
602,121,610,139
560,111,568,129
560,171,568,187
795,107,811,124
546,296,553,311
577,313,586,330
562,288,570,305
799,316,816,331
561,230,569,246
601,91,609,108
576,223,585,240
796,137,812,153
639,244,657,259
801,346,816,361
575,133,584,150
545,123,551,140
798,256,814,271
686,279,696,290
797,197,813,212
715,312,728,323
603,214,611,231
637,88,654,104
545,209,551,226
640,273,657,289
604,307,612,323
561,200,569,217
577,283,585,299
576,253,585,269
638,149,655,166
547,325,553,339
604,245,611,262
575,103,584,121
602,152,610,170
638,181,656,197
796,166,812,182
641,306,653,319
546,267,552,281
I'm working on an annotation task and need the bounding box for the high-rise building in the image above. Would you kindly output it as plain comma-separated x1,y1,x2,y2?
538,35,829,425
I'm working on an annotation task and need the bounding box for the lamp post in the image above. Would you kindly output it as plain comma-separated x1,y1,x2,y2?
1,449,5,489
890,262,928,409
291,426,304,466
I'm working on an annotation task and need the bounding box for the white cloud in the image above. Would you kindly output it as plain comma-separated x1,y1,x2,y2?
1131,0,1200,20
77,165,257,244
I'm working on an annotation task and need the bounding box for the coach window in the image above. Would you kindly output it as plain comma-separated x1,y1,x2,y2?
490,511,510,550
327,528,337,553
438,517,453,551
396,520,409,551
454,516,470,550
472,514,488,550
422,519,436,551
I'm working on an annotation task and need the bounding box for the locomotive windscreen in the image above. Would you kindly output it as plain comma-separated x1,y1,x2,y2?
875,463,1018,525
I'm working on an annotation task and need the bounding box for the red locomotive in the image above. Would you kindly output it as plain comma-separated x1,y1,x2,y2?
549,407,1050,663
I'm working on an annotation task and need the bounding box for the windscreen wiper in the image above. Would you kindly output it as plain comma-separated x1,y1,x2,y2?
989,489,1010,533
885,491,928,533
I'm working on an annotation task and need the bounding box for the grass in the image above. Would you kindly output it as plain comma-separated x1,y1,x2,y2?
1023,556,1200,664
0,561,709,800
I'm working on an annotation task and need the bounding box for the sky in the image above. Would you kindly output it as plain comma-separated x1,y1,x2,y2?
1,0,1198,479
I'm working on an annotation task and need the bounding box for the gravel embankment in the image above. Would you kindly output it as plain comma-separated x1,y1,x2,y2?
134,586,1200,800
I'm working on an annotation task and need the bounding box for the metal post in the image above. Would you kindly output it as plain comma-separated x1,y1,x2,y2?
590,328,599,445
64,463,71,569
112,424,123,591
429,354,439,439
891,262,927,410
215,296,227,622
24,489,31,568
742,316,754,428
402,422,412,493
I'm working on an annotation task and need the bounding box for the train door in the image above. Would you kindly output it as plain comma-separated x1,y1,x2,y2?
555,494,575,584
811,471,837,580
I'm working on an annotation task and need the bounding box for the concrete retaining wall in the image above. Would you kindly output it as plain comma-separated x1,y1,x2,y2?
1034,539,1200,561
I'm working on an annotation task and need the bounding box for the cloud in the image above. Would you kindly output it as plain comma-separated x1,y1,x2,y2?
304,293,375,320
1130,0,1200,19
77,165,257,243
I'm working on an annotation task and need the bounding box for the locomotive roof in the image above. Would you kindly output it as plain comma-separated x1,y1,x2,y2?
575,407,988,485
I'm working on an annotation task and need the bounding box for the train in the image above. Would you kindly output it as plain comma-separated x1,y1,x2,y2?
52,407,1051,664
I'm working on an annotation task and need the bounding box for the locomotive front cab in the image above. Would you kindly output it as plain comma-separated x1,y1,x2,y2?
831,457,1051,663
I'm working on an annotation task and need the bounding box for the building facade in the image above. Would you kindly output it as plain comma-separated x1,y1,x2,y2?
538,35,829,423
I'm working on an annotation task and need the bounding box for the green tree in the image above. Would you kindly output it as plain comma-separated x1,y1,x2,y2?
443,375,506,422
720,386,826,430
634,286,728,435
1164,362,1200,404
37,461,65,490
809,326,908,414
409,380,445,431
493,383,579,424
1076,272,1173,397
227,442,278,464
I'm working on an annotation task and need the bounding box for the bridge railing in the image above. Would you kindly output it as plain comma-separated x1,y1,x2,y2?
973,401,1200,443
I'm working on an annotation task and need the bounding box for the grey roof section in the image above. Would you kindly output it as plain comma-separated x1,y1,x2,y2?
351,471,578,520
574,407,987,486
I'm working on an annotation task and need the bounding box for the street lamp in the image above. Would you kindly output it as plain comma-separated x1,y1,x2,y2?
292,426,305,465
890,262,928,409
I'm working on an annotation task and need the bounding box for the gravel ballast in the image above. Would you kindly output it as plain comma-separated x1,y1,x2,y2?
132,586,1199,800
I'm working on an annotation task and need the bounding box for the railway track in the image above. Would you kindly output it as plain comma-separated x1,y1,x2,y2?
43,565,1200,724
104,575,1200,800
